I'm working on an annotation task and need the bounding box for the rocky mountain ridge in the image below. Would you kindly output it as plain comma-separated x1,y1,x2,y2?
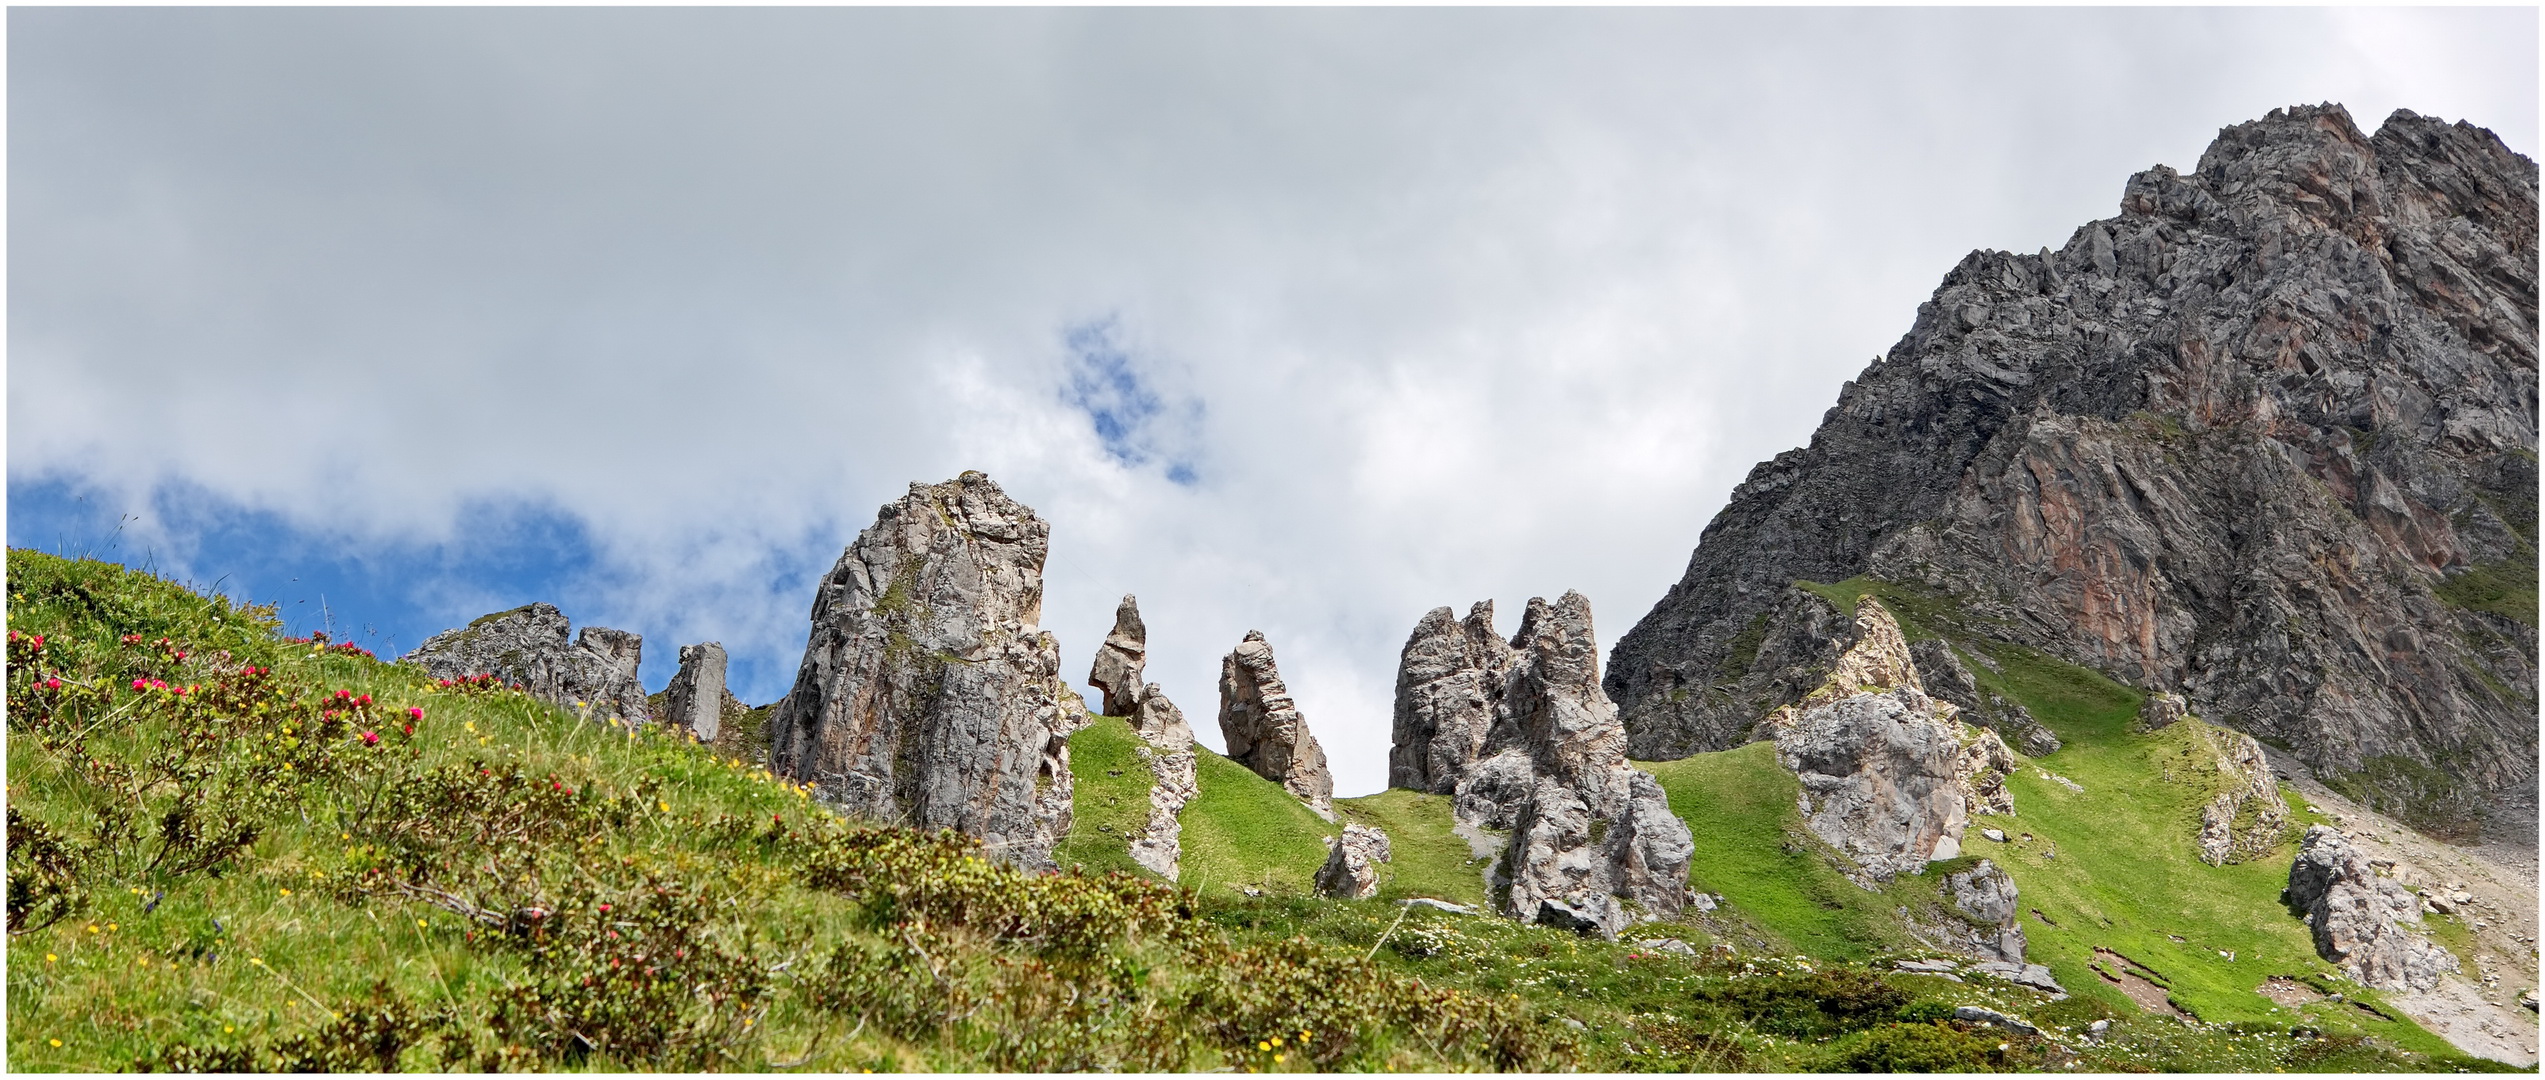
1605,105,2538,829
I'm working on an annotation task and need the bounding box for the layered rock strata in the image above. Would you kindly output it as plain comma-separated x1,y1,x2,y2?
768,472,1085,870
662,642,732,742
1084,595,1200,879
2287,825,2461,991
1393,592,1695,938
1765,598,2016,884
1316,824,1393,900
1610,105,2539,807
1218,631,1335,819
405,603,652,724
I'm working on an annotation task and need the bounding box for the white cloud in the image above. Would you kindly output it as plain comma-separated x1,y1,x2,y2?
10,7,2535,794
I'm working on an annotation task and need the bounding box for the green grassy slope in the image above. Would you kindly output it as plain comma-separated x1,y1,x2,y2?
1633,579,2477,1061
9,553,2510,1072
1049,714,1157,879
1174,746,1339,896
2,551,1562,1071
1334,788,1493,908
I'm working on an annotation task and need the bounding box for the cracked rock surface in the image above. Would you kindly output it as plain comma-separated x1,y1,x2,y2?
405,603,652,725
768,472,1085,870
2288,824,2461,992
1218,630,1335,819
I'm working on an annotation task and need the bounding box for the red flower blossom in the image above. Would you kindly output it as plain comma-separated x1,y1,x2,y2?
360,731,380,746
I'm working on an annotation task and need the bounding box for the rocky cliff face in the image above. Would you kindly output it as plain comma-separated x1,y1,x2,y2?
1609,106,2538,811
404,603,652,725
767,472,1085,870
1218,630,1335,819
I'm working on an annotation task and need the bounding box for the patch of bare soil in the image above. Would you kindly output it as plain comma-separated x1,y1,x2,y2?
2093,947,2190,1018
2257,976,2326,1007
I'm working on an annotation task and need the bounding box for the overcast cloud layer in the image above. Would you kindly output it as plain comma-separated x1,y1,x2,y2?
11,7,2537,796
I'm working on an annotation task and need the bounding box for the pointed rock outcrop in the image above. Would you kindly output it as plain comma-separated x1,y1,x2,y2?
1316,824,1392,900
1909,639,2061,757
663,642,732,742
1088,595,1147,719
1218,631,1335,819
405,603,652,724
1765,597,2015,884
2288,825,2461,991
1083,594,1201,879
768,472,1085,870
1391,602,1515,794
1486,594,1697,938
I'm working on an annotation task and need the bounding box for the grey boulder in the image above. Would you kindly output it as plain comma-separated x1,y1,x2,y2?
662,642,732,742
1315,823,1392,900
2287,825,2460,991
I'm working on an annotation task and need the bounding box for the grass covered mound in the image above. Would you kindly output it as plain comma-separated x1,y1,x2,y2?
4,551,1560,1071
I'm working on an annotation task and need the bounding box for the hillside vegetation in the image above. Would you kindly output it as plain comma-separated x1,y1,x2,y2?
7,551,2516,1071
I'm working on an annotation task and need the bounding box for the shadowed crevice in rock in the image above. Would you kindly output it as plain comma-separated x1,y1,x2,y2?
404,602,651,725
1218,630,1334,819
767,471,1085,870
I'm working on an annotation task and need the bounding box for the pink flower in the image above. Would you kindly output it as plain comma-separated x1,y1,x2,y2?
132,679,146,691
408,707,424,721
359,731,380,746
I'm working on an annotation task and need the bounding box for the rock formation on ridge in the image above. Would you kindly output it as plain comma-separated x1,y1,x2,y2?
1390,601,1516,793
767,472,1085,870
2287,824,2461,991
662,642,735,742
1391,592,1696,938
1607,106,2538,824
404,603,652,725
1764,597,2015,883
1316,823,1392,900
1218,630,1335,819
1084,595,1200,879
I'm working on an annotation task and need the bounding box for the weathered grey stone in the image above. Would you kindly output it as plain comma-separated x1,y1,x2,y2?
1970,960,2067,995
767,472,1086,870
663,642,730,742
2193,722,2294,865
1398,897,1480,915
1765,598,2015,884
1126,684,1198,880
1316,823,1392,899
1610,105,2539,811
2139,693,2190,732
1390,602,1515,793
2287,825,2462,991
405,603,652,725
1489,593,1696,939
1944,859,2028,963
1218,630,1335,819
1951,1006,2040,1036
1088,595,1148,719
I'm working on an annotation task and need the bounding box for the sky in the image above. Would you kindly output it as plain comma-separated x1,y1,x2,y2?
9,7,2537,797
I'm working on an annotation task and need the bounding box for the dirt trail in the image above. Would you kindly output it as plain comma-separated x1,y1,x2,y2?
2258,745,2538,1066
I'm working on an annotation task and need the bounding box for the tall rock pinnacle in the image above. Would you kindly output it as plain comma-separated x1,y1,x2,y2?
1218,630,1335,819
767,471,1085,869
1083,593,1199,879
